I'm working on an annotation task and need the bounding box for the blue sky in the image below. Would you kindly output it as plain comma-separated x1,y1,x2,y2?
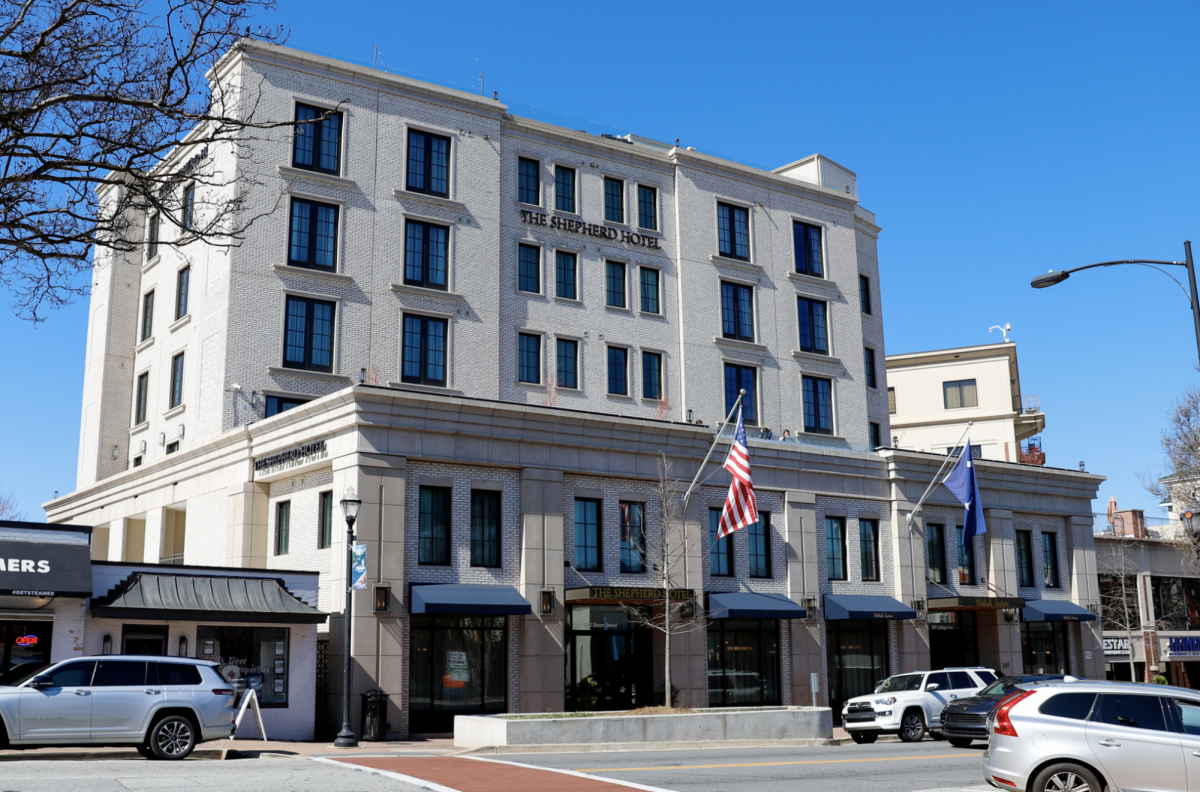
3,1,1197,520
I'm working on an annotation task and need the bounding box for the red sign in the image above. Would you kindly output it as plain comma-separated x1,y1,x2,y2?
14,635,37,646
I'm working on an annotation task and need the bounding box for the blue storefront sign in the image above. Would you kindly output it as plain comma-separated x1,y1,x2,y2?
1169,636,1200,656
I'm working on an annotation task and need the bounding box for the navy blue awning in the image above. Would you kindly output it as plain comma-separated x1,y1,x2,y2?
709,592,807,620
1023,600,1096,622
410,584,532,616
824,594,916,620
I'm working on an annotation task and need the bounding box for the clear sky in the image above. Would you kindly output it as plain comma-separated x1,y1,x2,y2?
2,0,1197,521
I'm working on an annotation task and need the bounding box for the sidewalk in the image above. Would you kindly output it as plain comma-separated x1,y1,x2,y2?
0,735,457,761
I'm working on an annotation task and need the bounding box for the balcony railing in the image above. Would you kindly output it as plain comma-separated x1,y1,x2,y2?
159,553,185,565
1021,394,1041,414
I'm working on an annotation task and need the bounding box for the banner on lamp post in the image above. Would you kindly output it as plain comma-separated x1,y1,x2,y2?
351,544,367,590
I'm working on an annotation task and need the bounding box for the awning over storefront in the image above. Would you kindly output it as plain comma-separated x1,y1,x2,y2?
1023,600,1096,622
709,592,807,619
91,573,327,624
824,594,916,620
411,584,532,616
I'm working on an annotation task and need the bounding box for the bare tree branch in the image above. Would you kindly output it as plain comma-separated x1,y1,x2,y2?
0,489,22,521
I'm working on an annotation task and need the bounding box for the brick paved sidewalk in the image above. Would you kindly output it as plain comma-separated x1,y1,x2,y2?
330,755,658,792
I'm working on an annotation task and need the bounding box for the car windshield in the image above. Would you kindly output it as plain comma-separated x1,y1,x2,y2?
0,662,49,687
980,679,1017,696
876,674,924,693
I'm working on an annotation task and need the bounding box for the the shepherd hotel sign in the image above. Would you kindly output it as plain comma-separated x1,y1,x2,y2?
254,440,329,477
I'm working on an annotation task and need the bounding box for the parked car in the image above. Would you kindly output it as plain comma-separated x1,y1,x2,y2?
0,655,236,759
942,674,1065,747
983,679,1200,792
843,666,996,743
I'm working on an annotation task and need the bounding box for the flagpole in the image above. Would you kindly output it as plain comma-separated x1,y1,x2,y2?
903,421,974,527
679,390,745,508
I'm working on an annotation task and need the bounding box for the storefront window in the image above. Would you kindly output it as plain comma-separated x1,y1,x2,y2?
410,614,507,733
197,626,289,707
707,618,780,706
826,618,888,722
1021,620,1067,674
928,611,979,669
0,621,53,685
1152,577,1200,631
565,605,652,711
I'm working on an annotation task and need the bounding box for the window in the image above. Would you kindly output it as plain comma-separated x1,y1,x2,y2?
860,518,880,581
797,297,827,354
1042,532,1060,588
318,491,333,549
265,394,310,418
1039,692,1097,720
419,486,451,565
859,275,872,314
620,501,645,573
574,498,601,571
958,526,976,585
927,523,946,584
721,281,755,341
288,198,339,271
793,221,822,276
749,512,772,578
404,219,449,290
869,422,882,451
147,213,160,261
174,267,190,320
293,103,342,175
724,364,757,425
709,508,733,576
827,516,847,580
93,660,150,687
555,165,576,212
166,441,179,454
1092,694,1168,732
135,372,149,424
410,614,507,727
708,618,780,706
943,379,979,409
555,250,577,300
1151,577,1200,631
637,185,657,230
642,351,662,400
401,314,447,386
925,672,951,692
182,184,195,231
283,295,335,373
141,290,154,341
275,501,290,555
948,444,983,458
556,338,578,389
406,129,450,197
517,244,540,293
604,177,624,223
1169,698,1200,735
605,261,626,308
169,352,184,408
518,333,541,384
197,626,289,707
640,267,660,314
1016,530,1034,587
607,346,628,396
802,375,833,435
133,455,142,467
518,157,540,204
470,490,501,567
888,387,896,414
42,660,96,688
864,347,878,388
717,202,749,260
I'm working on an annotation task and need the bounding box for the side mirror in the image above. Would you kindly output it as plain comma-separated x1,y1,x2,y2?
926,683,940,691
29,675,52,689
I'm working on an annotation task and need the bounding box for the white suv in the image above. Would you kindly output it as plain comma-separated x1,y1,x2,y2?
843,667,996,743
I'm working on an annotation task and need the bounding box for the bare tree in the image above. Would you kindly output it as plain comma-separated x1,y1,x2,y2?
1097,537,1143,682
1146,384,1200,570
0,490,21,521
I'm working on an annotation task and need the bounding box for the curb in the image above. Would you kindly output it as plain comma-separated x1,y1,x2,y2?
0,748,227,762
831,735,902,745
455,738,841,755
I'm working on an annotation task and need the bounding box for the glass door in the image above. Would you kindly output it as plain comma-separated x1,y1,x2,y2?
566,605,652,711
827,618,888,723
928,610,980,669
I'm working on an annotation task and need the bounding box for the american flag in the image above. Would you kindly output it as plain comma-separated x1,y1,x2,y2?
717,408,759,539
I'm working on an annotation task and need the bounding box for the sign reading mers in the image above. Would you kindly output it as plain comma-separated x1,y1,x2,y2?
520,210,662,250
0,540,94,597
254,440,329,477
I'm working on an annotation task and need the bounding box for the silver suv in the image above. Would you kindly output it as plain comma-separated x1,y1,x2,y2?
983,679,1200,792
0,655,236,759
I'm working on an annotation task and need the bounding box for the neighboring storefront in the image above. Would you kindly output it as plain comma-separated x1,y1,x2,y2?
926,596,1024,670
706,592,807,707
824,595,917,720
1020,600,1095,675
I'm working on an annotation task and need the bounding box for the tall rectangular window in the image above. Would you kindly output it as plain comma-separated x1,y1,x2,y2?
517,244,540,293
927,523,946,584
406,129,450,197
174,267,190,320
265,395,309,417
637,185,657,230
293,103,342,174
471,490,501,568
135,372,149,424
555,165,576,212
140,290,154,341
604,177,624,223
605,261,626,308
1042,532,1060,588
943,379,979,409
518,333,541,384
793,221,822,277
607,346,628,396
1016,530,1034,587
288,198,339,271
724,363,757,425
574,498,601,571
182,184,195,231
318,491,333,550
709,508,733,576
888,387,896,414
797,297,827,354
419,486,451,565
826,516,846,580
859,274,872,314
518,157,540,205
860,519,880,581
620,502,645,573
404,220,449,290
146,213,160,261
802,375,833,435
556,338,578,389
958,526,976,585
640,267,660,314
642,351,662,400
721,281,754,341
869,422,882,451
717,202,749,260
283,295,335,373
401,314,447,386
555,250,577,300
749,512,771,578
275,501,290,555
169,352,184,408
864,347,878,388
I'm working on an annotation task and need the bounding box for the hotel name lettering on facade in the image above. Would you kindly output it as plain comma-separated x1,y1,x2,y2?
578,586,692,602
254,440,329,477
519,210,662,250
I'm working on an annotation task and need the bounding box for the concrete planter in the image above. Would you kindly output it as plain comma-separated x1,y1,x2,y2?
454,706,833,752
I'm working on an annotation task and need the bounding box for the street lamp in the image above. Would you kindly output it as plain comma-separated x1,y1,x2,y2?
334,486,362,748
1184,503,1200,533
1030,241,1200,364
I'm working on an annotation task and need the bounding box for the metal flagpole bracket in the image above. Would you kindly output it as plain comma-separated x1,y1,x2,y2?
680,390,744,510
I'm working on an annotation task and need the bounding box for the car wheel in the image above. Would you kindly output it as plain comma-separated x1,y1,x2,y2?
1030,763,1102,792
148,715,197,760
899,710,926,742
849,732,878,744
136,744,156,760
948,737,973,748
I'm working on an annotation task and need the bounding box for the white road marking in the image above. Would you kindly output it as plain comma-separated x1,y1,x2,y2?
308,756,465,792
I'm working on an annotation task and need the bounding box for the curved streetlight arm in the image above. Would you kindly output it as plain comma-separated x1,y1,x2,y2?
1060,260,1193,304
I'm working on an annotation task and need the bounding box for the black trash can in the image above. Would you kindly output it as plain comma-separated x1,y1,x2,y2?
359,689,389,741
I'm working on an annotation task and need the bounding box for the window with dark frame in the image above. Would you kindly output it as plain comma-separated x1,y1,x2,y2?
869,422,882,451
1016,530,1034,587
860,518,880,581
620,501,646,573
275,501,290,555
518,244,540,293
640,267,660,313
927,523,946,584
717,202,749,260
958,526,976,585
1042,532,1060,588
555,250,577,300
401,314,448,387
709,508,733,576
404,219,449,290
826,516,847,580
518,333,541,384
555,165,576,212
556,338,578,389
175,267,190,320
888,387,896,414
802,375,833,435
642,351,662,400
135,372,149,424
169,352,184,409
471,490,501,568
518,157,540,205
721,281,755,341
604,177,624,223
318,491,333,550
574,498,602,571
864,347,878,388
283,295,335,373
793,221,822,277
147,213,160,261
607,346,628,396
182,184,195,231
406,129,450,197
419,486,451,565
288,198,339,272
749,512,772,578
265,395,309,418
141,290,154,342
797,297,827,354
166,440,179,454
198,627,290,707
293,103,342,175
859,275,872,314
605,261,626,308
724,364,757,425
943,379,979,409
637,185,657,230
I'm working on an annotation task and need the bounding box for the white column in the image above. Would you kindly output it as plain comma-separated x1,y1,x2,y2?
143,508,165,564
107,518,127,562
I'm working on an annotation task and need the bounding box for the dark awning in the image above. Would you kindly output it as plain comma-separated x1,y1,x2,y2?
709,592,807,619
824,594,916,620
411,584,532,616
91,573,327,624
1023,600,1096,622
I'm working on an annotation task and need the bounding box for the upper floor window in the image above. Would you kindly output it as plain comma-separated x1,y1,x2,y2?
556,338,578,389
793,221,822,277
721,281,754,342
555,250,577,300
169,351,185,409
724,363,757,425
182,184,195,231
607,346,628,396
717,202,749,260
943,379,978,409
288,198,339,271
266,394,309,418
749,512,772,578
864,347,878,389
175,266,190,321
860,518,880,581
574,498,601,571
404,220,449,290
888,387,896,414
135,372,149,424
518,244,540,294
620,502,646,573
642,351,662,400
293,104,342,175
555,165,576,213
869,422,882,451
318,491,333,550
418,486,451,565
518,333,541,384
859,274,872,314
709,508,733,576
797,297,827,354
958,526,976,585
927,523,946,584
146,213,160,261
1016,530,1034,587
470,490,501,568
604,177,624,223
826,516,846,580
401,314,447,387
140,290,154,342
640,267,660,314
802,375,833,435
637,185,657,230
283,295,335,373
605,261,626,308
1042,532,1060,588
275,501,290,555
406,129,450,197
518,157,540,205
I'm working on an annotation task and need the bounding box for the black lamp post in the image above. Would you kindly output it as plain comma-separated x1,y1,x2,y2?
334,486,362,748
1031,241,1200,364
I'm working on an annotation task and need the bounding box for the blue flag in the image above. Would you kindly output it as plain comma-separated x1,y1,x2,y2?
942,446,986,540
